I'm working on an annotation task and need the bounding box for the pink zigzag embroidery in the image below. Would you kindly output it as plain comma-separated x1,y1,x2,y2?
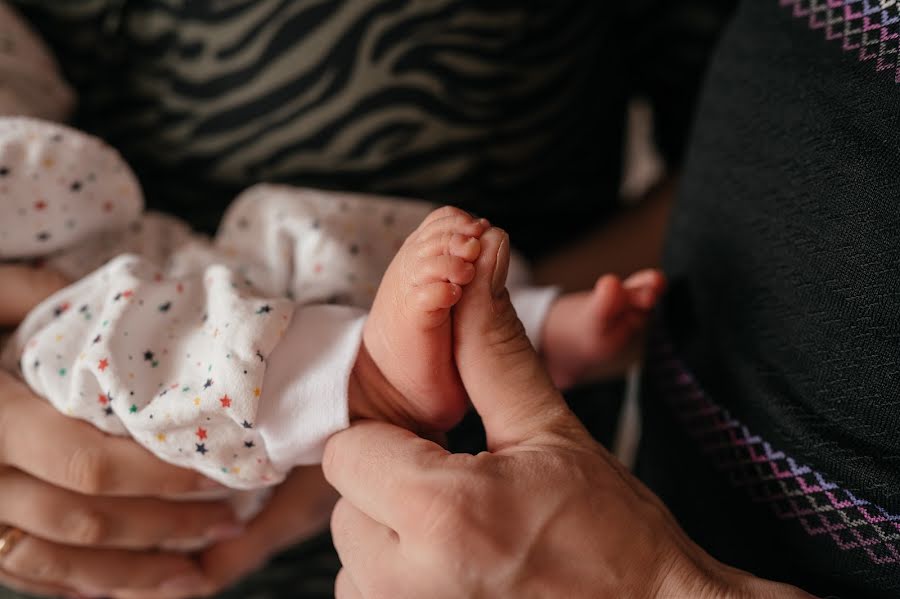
649,334,900,566
780,0,900,83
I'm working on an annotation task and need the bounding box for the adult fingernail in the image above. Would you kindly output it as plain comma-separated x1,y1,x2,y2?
161,574,209,593
205,522,244,541
491,230,510,297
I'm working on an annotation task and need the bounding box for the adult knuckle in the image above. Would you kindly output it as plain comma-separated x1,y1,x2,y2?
8,541,68,583
65,446,111,494
63,507,108,545
417,479,471,539
321,439,340,480
330,498,352,537
334,569,351,598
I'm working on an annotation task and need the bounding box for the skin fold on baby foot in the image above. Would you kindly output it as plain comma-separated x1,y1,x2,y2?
349,206,490,432
540,269,666,390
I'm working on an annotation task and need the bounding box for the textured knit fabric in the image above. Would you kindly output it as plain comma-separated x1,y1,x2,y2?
639,1,900,597
8,0,730,259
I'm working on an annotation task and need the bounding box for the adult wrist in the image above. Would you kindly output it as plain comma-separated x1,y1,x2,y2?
653,549,816,599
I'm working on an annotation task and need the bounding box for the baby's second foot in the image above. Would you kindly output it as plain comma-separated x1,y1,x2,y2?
353,206,489,431
541,269,666,389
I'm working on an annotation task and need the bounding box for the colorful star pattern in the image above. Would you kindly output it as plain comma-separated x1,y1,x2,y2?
7,169,425,488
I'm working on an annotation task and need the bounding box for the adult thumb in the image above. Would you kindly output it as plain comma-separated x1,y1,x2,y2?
453,228,589,451
0,265,69,326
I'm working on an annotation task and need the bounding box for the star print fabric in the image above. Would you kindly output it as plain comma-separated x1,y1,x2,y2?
3,182,433,488
0,117,143,259
211,184,430,305
10,255,295,488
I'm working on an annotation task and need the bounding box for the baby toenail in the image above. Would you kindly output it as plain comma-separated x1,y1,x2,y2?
491,233,510,297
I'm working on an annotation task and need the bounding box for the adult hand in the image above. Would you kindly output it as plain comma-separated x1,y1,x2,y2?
0,264,69,327
103,466,338,599
0,372,244,598
194,466,339,597
325,228,814,599
0,264,347,598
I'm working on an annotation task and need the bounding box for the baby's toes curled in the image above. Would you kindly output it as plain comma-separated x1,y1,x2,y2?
413,255,476,287
448,233,481,262
417,208,490,244
415,232,481,262
412,282,463,314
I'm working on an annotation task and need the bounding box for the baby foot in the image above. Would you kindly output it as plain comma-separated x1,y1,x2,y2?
541,269,666,389
352,206,489,431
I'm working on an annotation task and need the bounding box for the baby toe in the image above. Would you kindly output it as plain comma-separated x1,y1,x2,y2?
416,208,489,244
623,269,666,310
413,255,476,287
411,281,463,313
448,233,482,262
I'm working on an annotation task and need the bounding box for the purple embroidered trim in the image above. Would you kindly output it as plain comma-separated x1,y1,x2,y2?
780,0,900,83
647,335,900,566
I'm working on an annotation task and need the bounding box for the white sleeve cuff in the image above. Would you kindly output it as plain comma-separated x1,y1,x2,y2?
510,286,560,351
256,304,366,470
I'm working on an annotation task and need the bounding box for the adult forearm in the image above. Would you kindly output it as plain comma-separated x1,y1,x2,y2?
534,177,675,291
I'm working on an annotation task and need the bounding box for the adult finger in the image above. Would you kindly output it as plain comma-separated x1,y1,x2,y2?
0,265,69,326
0,373,224,496
0,468,239,549
2,534,212,598
453,228,588,449
0,566,76,599
199,466,338,592
323,421,447,530
331,499,401,596
334,568,365,599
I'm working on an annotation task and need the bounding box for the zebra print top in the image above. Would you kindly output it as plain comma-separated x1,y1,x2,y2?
11,0,729,258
